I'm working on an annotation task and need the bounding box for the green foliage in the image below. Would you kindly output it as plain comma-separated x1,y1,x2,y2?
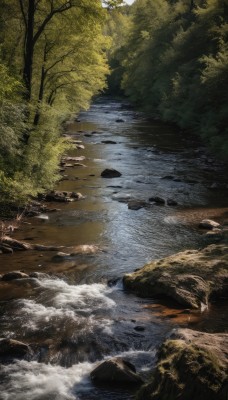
0,1,110,204
116,0,228,160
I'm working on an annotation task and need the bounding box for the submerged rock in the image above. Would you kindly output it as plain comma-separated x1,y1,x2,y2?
101,169,122,178
137,329,228,400
123,244,228,309
91,358,143,385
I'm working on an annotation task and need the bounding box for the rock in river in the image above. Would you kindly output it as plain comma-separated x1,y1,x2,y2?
0,338,32,358
137,328,228,400
1,271,29,281
148,196,165,204
101,168,122,178
91,357,143,385
123,244,228,309
199,219,221,230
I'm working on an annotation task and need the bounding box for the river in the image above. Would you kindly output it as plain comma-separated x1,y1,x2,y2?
0,97,227,400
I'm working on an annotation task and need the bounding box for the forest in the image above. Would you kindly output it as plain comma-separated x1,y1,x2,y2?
0,0,227,205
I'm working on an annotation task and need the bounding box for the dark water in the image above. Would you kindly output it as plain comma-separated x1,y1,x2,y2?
0,98,227,400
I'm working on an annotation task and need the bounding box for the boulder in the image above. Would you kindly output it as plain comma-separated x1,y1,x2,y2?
91,358,143,385
1,271,29,281
0,338,31,358
101,169,122,178
199,219,221,230
123,244,228,309
137,329,228,400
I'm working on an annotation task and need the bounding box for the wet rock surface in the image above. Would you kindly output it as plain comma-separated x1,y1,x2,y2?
91,358,143,385
123,244,228,309
137,328,228,400
101,168,122,178
0,338,32,359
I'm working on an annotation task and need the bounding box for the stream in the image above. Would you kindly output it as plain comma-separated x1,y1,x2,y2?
0,97,228,400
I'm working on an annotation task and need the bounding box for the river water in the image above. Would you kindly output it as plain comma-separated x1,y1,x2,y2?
0,97,227,400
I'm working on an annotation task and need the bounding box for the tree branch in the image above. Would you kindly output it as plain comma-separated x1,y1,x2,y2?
18,0,27,28
33,1,72,45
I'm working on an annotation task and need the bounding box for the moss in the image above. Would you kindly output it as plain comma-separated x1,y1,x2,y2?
137,334,228,400
123,245,228,309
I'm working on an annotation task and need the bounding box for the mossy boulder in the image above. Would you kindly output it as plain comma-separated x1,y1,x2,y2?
137,329,228,400
123,244,228,309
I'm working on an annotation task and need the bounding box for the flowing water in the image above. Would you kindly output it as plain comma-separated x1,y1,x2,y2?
0,97,228,400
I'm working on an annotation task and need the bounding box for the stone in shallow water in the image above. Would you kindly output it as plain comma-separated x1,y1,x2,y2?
1,271,29,281
128,200,147,210
149,196,165,204
101,168,122,178
91,358,143,385
199,219,221,229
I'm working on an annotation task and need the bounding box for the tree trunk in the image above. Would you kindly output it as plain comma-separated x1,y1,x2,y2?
23,0,35,100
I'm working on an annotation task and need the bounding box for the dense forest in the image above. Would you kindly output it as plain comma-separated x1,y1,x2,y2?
108,0,228,157
0,0,227,205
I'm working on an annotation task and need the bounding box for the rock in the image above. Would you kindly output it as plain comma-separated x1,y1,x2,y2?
61,156,85,162
74,163,86,167
137,329,228,400
148,196,165,204
75,144,85,150
101,168,122,178
116,119,125,122
128,200,147,210
167,199,178,206
112,193,131,203
91,358,143,385
44,190,84,202
70,244,100,255
1,271,29,281
52,252,71,261
35,214,49,220
1,236,31,251
123,244,228,309
199,219,221,230
0,244,13,254
134,326,145,332
0,338,32,358
29,272,49,279
204,229,224,241
101,140,117,144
